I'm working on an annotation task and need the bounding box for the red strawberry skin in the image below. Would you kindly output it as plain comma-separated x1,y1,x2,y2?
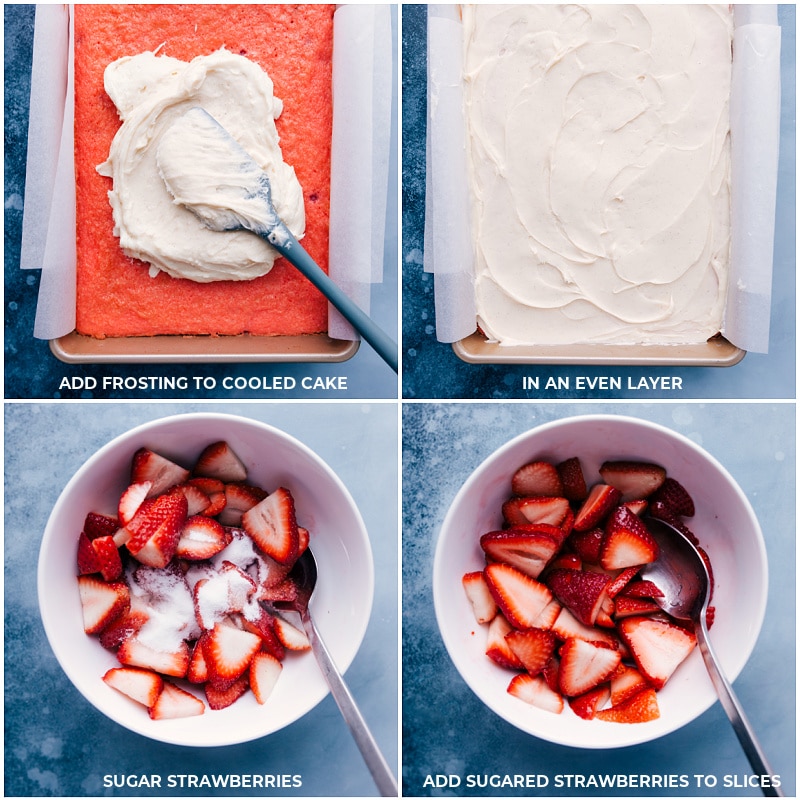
545,569,611,626
600,506,659,570
125,492,188,568
241,488,299,565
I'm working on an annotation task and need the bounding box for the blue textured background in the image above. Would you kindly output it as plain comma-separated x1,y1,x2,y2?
402,403,795,796
4,5,398,400
401,5,796,400
5,403,398,797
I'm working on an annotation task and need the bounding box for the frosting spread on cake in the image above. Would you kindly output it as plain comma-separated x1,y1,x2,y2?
98,49,305,283
462,5,732,345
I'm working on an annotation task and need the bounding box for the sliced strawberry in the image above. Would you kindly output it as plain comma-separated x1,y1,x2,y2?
205,673,250,710
118,481,153,526
194,441,248,482
480,527,561,579
259,578,300,605
609,663,650,706
501,495,571,527
91,535,124,581
573,484,621,532
483,563,553,629
193,565,257,631
202,622,261,689
83,511,120,540
511,460,563,498
240,608,286,661
541,654,560,692
595,686,660,723
125,491,188,568
651,477,695,517
103,666,163,707
617,616,697,689
533,599,563,630
599,461,666,501
273,616,311,651
149,681,205,719
567,527,606,564
187,636,209,683
98,609,149,650
605,565,641,598
620,579,664,600
462,571,497,625
551,606,618,648
241,488,299,565
507,673,563,714
77,531,101,575
78,575,129,634
176,515,231,561
250,651,283,704
568,683,611,720
548,553,582,571
131,447,190,497
558,637,621,697
545,569,611,626
172,482,212,516
624,499,649,517
117,636,190,678
505,628,556,676
485,615,523,669
613,596,660,619
217,482,269,526
556,456,588,502
297,526,310,557
186,477,227,516
600,507,659,570
648,500,700,545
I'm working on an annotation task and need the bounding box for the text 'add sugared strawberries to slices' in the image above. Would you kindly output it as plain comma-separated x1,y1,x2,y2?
460,453,710,723
75,440,314,719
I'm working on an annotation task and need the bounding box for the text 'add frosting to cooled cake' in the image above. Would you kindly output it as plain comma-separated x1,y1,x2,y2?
462,5,733,346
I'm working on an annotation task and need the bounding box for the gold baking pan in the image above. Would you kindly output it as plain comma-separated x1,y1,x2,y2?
453,332,745,368
50,332,359,365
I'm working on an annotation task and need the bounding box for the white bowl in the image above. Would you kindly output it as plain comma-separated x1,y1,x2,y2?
433,414,768,749
38,412,374,747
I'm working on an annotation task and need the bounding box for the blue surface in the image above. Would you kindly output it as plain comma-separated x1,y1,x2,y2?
402,403,796,797
4,403,398,797
401,5,796,400
3,5,399,400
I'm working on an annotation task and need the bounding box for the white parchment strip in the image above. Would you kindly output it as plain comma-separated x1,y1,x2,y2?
329,3,392,341
425,5,476,344
427,5,782,352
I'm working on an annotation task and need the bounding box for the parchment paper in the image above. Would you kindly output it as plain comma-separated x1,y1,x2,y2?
426,4,782,354
21,4,392,342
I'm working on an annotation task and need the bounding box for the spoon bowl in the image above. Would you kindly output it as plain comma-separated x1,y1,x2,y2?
642,517,782,797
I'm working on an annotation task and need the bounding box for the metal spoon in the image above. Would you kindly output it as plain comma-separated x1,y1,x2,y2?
156,107,398,373
641,517,782,798
268,549,398,797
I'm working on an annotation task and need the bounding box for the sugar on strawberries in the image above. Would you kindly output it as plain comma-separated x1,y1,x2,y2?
462,453,709,723
75,441,311,719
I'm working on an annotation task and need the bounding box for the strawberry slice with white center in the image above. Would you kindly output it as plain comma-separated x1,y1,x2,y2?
187,636,209,683
568,683,611,720
485,614,523,669
117,636,190,678
556,456,588,502
595,686,660,723
239,608,286,661
462,571,497,625
274,616,311,651
202,622,261,689
600,506,659,570
505,628,556,676
103,666,163,707
613,596,660,619
172,483,212,516
118,481,153,526
131,447,190,498
241,487,299,565
185,477,227,517
483,563,553,629
551,606,618,648
617,616,697,689
250,651,283,704
175,515,231,561
510,460,564,497
502,496,570,528
480,527,561,579
125,491,188,568
507,673,563,714
98,609,149,650
194,441,248,483
149,682,205,719
558,637,621,697
609,663,650,706
78,575,130,634
545,568,611,626
599,460,666,501
573,484,622,532
217,482,268,527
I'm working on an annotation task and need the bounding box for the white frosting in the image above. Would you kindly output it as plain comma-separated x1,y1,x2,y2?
98,49,305,283
462,5,733,346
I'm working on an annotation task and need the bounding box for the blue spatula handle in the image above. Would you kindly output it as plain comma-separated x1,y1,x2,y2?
263,225,398,373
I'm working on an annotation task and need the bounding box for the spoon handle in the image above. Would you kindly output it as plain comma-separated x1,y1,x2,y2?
695,621,783,797
263,226,398,373
300,609,398,797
